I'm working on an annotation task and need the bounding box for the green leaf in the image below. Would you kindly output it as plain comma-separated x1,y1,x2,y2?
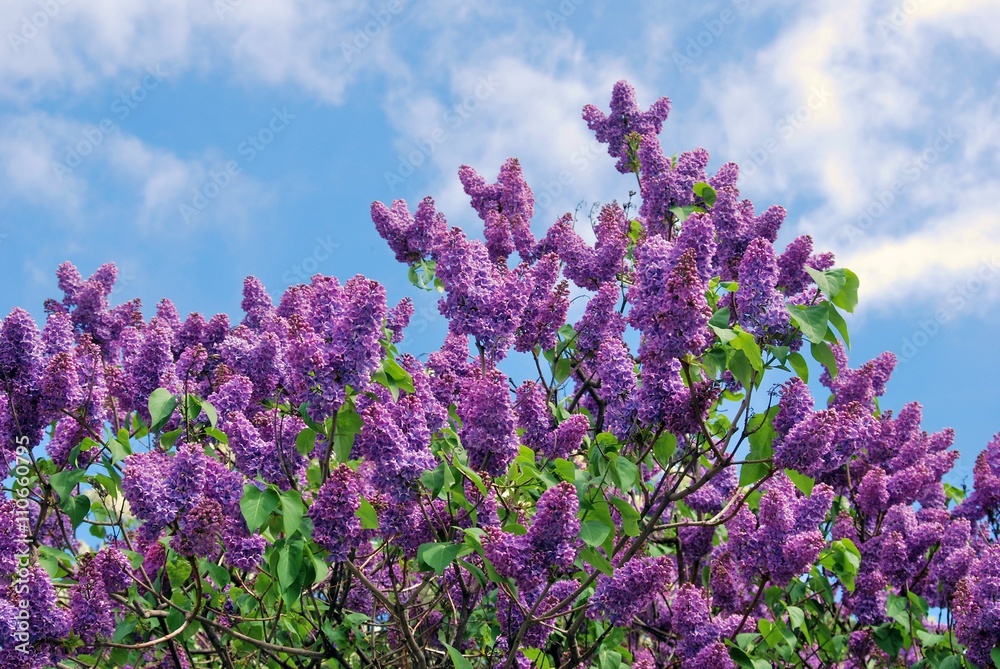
295,427,317,457
61,495,90,529
810,341,838,379
166,556,192,584
805,266,834,298
276,537,304,592
711,325,737,344
418,542,464,575
160,428,183,450
240,484,280,532
990,647,1000,668
710,307,732,329
50,469,86,502
785,469,815,496
730,645,772,669
608,497,641,537
829,268,860,313
826,303,851,349
443,641,475,669
579,520,611,547
730,330,764,373
821,539,861,592
113,619,137,644
693,181,717,207
201,400,218,428
148,388,178,432
669,205,699,224
768,345,790,366
205,426,228,445
581,547,614,575
108,435,131,464
729,349,756,390
356,497,379,530
280,490,305,537
944,482,967,504
872,623,904,657
608,453,639,491
758,618,783,649
184,394,202,424
702,347,728,380
454,461,488,497
747,406,778,456
334,404,364,463
740,406,777,487
652,432,677,468
788,304,830,344
553,458,579,483
786,605,806,633
597,649,622,669
788,351,809,383
739,461,771,487
203,561,231,588
381,357,415,394
554,357,572,384
66,436,99,469
371,369,398,400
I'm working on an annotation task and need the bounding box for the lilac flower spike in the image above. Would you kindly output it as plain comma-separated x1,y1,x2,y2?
583,80,671,174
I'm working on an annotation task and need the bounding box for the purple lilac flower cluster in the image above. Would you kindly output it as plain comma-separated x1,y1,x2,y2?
1,78,999,668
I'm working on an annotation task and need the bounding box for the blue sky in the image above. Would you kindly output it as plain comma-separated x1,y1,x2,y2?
1,0,998,483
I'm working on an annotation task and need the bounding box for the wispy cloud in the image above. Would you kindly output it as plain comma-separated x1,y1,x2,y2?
663,0,999,310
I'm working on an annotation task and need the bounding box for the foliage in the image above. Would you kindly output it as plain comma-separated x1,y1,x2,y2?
1,80,997,669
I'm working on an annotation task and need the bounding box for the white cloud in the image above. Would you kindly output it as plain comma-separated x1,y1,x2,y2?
0,0,384,106
841,201,1000,311
376,20,652,243
666,0,1000,310
0,112,275,234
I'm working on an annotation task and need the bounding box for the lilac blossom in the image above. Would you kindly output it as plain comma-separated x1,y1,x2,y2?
309,464,365,562
459,158,536,262
433,226,530,359
736,237,789,336
588,556,674,625
483,483,581,588
953,545,1000,668
457,371,518,476
582,80,671,174
630,241,712,363
355,386,435,501
370,196,448,264
386,297,413,343
514,253,568,353
574,282,625,358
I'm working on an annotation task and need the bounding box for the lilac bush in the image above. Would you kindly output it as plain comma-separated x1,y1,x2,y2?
0,80,995,668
